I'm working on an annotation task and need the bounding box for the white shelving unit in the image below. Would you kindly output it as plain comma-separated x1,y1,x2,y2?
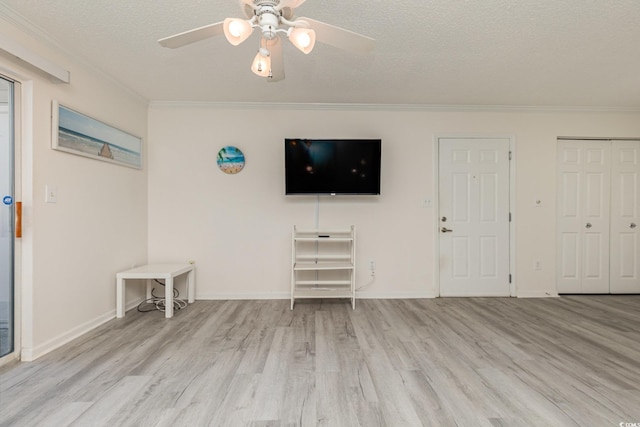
291,226,356,309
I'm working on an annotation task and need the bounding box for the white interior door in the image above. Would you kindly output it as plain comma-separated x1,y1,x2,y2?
610,141,640,293
557,140,611,293
439,138,511,296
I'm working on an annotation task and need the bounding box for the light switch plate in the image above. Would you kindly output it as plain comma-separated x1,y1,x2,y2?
45,185,57,203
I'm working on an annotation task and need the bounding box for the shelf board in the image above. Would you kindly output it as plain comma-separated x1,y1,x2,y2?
295,228,352,234
294,237,353,242
295,254,351,261
294,262,354,271
293,289,354,298
295,280,352,286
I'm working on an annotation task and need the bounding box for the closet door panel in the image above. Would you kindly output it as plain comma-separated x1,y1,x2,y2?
610,141,640,293
557,140,610,293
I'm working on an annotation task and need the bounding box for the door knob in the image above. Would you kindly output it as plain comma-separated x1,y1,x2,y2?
631,223,637,229
441,227,453,233
585,223,592,229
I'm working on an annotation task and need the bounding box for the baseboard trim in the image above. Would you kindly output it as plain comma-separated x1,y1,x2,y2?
21,311,113,361
21,297,144,362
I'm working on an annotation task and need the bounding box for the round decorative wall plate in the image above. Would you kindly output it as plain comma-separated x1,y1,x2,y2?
217,146,245,174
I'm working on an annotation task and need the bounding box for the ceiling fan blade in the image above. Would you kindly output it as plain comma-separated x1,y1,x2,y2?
267,36,285,82
278,0,307,19
299,17,374,54
158,21,225,49
239,0,256,18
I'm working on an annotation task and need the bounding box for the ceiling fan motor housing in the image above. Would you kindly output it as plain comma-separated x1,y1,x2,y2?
252,0,281,8
255,4,281,40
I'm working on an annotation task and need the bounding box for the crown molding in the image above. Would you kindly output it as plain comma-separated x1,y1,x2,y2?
0,4,52,44
149,100,640,114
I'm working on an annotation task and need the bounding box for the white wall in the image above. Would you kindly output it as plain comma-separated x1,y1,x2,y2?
0,16,148,360
148,105,640,299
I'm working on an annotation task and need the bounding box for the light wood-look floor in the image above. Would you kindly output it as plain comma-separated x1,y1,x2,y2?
2,296,640,426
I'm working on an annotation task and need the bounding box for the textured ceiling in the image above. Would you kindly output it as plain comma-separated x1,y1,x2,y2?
1,0,640,108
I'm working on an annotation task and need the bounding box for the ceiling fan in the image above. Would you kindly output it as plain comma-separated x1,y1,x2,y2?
158,0,374,81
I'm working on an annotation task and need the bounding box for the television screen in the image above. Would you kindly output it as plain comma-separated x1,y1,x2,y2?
285,138,381,195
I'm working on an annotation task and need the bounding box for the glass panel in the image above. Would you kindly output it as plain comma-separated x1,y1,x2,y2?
0,77,14,358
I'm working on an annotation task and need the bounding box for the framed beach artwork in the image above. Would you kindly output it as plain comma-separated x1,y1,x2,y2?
217,146,245,174
51,100,142,169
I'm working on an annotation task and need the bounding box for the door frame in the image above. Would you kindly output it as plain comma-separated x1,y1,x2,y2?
434,134,516,297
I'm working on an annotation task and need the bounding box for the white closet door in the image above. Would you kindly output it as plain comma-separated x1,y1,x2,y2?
557,141,610,293
610,141,640,293
439,138,510,296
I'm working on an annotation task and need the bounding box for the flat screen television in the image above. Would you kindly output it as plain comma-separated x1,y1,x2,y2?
285,138,381,195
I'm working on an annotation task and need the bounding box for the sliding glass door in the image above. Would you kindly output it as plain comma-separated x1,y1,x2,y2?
0,77,15,358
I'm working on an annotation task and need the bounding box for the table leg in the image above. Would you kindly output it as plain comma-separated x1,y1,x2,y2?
116,277,125,318
146,279,153,301
187,269,195,304
165,276,174,318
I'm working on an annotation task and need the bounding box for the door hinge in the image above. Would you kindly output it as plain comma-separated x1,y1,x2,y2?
509,212,512,222
509,151,512,160
509,274,512,284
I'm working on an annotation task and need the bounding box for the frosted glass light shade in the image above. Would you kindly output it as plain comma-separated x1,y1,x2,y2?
224,18,253,46
251,49,271,77
288,27,316,54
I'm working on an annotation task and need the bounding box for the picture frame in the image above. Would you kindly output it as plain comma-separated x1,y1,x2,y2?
51,100,142,169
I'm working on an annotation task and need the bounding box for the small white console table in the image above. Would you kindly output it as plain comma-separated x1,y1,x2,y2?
116,263,195,319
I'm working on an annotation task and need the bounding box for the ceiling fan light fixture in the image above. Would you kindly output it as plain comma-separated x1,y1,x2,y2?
223,18,253,45
288,27,316,54
159,0,375,81
251,48,271,77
